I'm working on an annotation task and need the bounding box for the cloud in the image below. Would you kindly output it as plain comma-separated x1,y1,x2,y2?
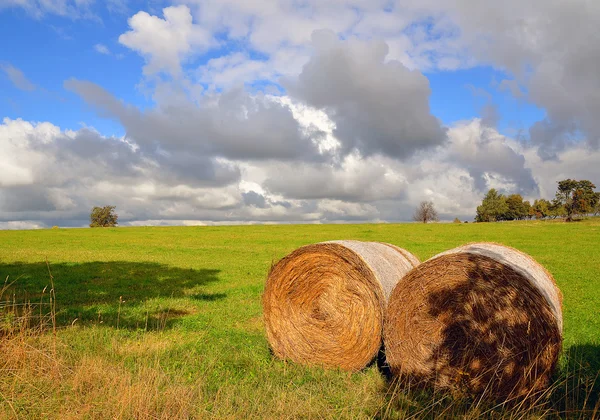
178,0,600,156
196,52,271,89
0,0,97,20
94,43,111,55
0,63,36,91
5,1,600,228
0,221,44,230
181,0,360,53
263,155,408,202
242,191,267,209
64,79,323,163
118,5,214,76
2,114,599,228
106,0,127,15
407,0,600,152
0,117,243,226
444,119,538,195
498,79,525,99
259,118,545,220
317,200,380,221
286,31,447,160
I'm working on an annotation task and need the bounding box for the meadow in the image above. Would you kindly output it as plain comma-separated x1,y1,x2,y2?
1,220,599,418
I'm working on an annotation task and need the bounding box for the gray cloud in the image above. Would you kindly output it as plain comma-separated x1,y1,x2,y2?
446,120,539,195
263,158,407,202
480,103,500,128
528,119,578,161
1,63,36,91
417,0,600,153
242,191,267,208
497,79,524,99
285,30,447,160
0,186,56,212
65,79,323,163
0,0,100,20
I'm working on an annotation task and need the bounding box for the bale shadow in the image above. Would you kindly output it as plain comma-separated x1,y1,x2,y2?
376,344,393,381
0,261,225,331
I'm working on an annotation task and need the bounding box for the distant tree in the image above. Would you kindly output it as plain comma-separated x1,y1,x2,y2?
90,205,118,228
475,189,508,222
554,179,599,221
548,199,567,219
532,199,551,219
523,200,532,220
413,201,439,223
453,217,462,224
505,194,529,220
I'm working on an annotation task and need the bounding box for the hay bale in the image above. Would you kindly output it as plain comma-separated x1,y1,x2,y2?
384,243,563,400
263,240,419,371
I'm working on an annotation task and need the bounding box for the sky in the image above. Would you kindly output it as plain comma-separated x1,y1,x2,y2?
1,0,599,229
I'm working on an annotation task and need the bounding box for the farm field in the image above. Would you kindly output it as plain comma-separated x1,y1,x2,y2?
1,220,599,418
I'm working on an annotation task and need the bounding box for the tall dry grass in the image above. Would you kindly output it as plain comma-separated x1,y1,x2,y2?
0,274,205,419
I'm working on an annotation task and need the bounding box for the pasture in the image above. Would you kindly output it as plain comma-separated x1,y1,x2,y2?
1,220,599,418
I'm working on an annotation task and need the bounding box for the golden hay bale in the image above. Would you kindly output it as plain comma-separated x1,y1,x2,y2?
263,240,419,371
384,243,563,400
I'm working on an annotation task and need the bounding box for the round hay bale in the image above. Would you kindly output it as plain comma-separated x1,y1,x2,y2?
263,240,419,371
384,243,563,400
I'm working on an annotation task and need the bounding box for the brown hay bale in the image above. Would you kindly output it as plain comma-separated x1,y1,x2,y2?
384,243,563,400
263,240,419,371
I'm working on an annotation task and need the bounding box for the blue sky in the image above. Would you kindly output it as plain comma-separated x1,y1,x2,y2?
1,6,142,135
1,0,598,228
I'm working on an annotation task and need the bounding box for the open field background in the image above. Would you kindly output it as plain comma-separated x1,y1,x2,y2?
1,220,599,418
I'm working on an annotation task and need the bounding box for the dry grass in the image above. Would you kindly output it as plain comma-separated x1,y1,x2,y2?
1,333,202,419
0,277,201,419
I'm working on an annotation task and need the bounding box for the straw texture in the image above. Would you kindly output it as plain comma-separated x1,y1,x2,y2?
384,242,563,400
263,241,419,371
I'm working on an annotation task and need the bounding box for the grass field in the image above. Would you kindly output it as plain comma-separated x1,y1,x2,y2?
1,220,599,418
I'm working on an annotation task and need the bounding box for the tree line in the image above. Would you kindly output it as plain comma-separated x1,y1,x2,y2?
476,179,600,222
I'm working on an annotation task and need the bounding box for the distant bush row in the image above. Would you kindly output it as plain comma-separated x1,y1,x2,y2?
475,179,600,222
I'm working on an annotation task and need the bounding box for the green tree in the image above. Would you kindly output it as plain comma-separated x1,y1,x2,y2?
505,194,528,220
555,179,598,221
90,206,118,228
548,198,566,219
531,199,551,219
475,189,508,222
523,200,532,220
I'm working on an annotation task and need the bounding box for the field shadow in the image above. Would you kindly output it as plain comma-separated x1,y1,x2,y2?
551,344,600,416
0,261,225,331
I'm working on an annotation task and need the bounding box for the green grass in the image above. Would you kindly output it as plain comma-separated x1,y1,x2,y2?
1,220,599,418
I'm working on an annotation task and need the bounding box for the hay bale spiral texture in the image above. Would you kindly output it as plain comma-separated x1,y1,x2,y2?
263,241,419,371
384,243,563,400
